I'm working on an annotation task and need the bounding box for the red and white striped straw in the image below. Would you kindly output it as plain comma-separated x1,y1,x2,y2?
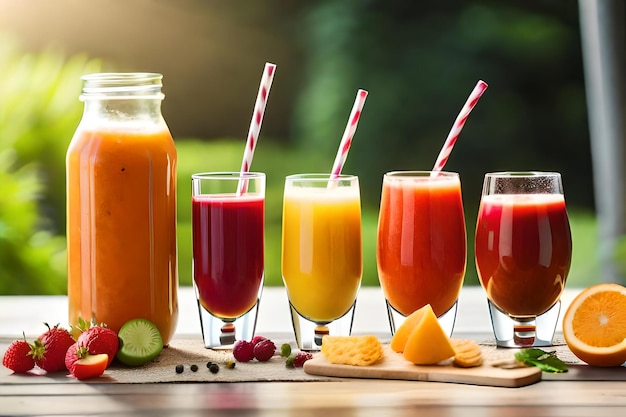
238,62,276,193
330,89,368,178
431,80,488,174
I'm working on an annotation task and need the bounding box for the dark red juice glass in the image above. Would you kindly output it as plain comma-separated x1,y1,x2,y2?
191,172,265,348
475,172,572,348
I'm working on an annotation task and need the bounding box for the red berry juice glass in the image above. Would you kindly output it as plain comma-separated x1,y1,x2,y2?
475,172,572,347
192,172,265,347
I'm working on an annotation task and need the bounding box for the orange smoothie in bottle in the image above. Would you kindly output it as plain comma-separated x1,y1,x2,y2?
281,175,362,323
66,73,178,344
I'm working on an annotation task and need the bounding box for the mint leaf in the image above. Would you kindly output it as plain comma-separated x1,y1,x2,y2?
515,348,568,373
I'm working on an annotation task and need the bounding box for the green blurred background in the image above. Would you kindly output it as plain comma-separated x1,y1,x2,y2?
0,0,622,294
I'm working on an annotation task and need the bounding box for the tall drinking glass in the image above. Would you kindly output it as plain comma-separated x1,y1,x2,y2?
377,171,466,336
282,174,362,350
475,172,572,347
192,172,265,348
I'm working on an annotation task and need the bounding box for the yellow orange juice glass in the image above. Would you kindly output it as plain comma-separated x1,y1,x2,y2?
377,171,466,336
282,174,362,350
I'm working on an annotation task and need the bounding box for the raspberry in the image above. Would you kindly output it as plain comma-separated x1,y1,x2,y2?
293,352,313,367
251,335,267,346
289,352,313,368
232,340,255,362
253,339,276,362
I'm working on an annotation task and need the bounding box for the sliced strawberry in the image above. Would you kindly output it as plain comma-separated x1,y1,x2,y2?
71,353,108,380
64,342,85,374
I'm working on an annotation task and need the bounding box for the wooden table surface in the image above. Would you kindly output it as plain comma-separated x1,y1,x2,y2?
3,286,626,416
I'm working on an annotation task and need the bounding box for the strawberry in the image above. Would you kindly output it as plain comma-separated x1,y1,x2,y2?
77,326,119,368
64,343,108,380
30,323,75,372
2,338,35,373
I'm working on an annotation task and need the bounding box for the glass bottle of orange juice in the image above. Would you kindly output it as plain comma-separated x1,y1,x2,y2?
66,73,178,344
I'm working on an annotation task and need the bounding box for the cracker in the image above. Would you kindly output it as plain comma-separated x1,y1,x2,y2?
321,335,384,366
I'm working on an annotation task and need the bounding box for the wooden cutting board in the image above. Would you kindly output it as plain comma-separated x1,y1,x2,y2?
303,345,542,388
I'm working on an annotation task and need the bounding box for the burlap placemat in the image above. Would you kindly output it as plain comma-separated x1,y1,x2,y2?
101,338,337,384
2,337,625,384
0,337,336,384
477,338,626,381
478,337,581,364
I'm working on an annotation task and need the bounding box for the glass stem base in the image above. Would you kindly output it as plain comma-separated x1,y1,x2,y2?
197,299,260,348
488,300,561,348
289,302,356,351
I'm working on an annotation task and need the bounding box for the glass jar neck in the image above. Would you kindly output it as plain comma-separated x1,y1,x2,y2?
80,73,165,122
80,72,165,100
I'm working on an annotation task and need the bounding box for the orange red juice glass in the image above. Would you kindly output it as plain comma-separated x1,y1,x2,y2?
282,174,362,350
377,171,466,336
67,73,178,344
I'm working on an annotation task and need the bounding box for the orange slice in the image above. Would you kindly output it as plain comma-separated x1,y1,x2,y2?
390,305,429,353
562,283,626,367
402,304,455,365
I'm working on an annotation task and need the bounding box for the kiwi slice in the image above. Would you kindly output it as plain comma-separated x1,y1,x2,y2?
116,318,163,366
